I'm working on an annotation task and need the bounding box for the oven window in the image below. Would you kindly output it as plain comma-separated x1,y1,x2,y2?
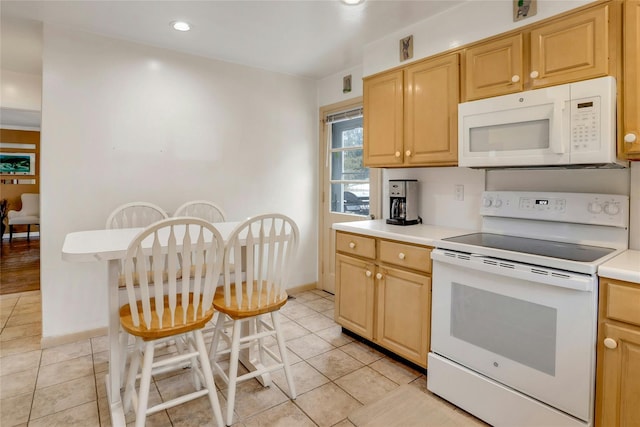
451,282,557,376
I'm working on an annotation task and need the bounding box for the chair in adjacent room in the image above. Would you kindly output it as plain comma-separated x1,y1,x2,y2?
209,213,299,426
173,200,226,223
105,201,168,229
8,193,40,242
119,217,224,427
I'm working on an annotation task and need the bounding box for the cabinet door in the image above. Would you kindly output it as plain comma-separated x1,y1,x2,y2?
623,0,640,158
375,265,430,367
464,34,524,101
404,54,459,166
335,254,375,340
529,5,609,88
596,322,640,427
363,69,404,167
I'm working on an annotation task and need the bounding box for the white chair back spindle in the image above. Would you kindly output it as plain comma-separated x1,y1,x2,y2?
106,202,168,229
223,213,299,311
173,200,226,223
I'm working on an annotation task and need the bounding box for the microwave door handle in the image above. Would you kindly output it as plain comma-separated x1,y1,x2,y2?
550,100,570,154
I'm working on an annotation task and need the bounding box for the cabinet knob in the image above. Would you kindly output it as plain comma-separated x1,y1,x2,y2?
365,270,372,277
511,75,520,83
349,242,356,249
395,151,401,158
398,252,406,260
604,337,618,349
405,150,412,157
530,70,539,79
376,273,383,280
624,133,637,143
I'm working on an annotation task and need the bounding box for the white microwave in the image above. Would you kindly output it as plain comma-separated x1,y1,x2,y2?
458,76,626,168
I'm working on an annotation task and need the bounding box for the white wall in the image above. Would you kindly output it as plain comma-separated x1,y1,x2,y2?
0,69,42,111
40,25,318,339
317,64,363,108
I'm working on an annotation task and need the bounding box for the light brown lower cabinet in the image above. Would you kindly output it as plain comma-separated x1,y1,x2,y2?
335,231,431,368
595,277,640,426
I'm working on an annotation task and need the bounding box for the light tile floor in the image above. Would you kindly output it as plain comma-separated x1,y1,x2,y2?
0,289,487,426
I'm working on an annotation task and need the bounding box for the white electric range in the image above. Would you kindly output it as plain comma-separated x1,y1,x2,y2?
428,191,629,427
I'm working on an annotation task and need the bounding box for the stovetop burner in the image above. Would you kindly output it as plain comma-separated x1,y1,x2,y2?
443,232,616,263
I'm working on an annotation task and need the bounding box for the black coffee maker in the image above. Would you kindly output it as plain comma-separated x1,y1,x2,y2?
386,179,419,225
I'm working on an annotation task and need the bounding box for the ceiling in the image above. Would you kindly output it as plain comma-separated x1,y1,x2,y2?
1,0,465,80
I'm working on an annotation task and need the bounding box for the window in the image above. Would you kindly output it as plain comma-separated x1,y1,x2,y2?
329,116,369,216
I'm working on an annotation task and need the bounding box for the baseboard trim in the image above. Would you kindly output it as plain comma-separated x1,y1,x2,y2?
41,327,108,349
1,231,40,240
287,282,318,295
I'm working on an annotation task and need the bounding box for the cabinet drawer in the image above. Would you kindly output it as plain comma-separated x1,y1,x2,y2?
336,232,376,259
604,280,640,327
379,240,431,273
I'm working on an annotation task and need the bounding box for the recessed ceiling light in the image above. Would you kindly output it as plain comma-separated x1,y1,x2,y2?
341,0,364,5
171,21,191,32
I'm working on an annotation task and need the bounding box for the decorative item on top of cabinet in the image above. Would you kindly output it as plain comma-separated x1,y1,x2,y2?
622,0,640,159
335,231,432,367
463,1,619,101
595,277,640,426
363,53,459,168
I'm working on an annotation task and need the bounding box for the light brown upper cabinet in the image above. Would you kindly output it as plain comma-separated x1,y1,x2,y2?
464,34,524,100
464,3,617,101
622,0,640,159
363,69,404,167
364,53,459,168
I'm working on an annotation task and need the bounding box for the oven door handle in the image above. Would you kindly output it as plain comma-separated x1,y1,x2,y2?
431,249,594,292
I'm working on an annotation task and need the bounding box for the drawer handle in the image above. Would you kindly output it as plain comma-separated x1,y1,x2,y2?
349,242,356,249
376,273,383,280
365,270,372,277
530,70,539,79
398,252,406,260
395,151,401,158
511,75,520,83
624,133,637,143
405,150,412,157
604,337,618,349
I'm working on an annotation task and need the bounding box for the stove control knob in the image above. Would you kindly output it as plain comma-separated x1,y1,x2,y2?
493,199,503,208
483,197,493,208
588,202,603,214
604,203,620,216
604,338,618,349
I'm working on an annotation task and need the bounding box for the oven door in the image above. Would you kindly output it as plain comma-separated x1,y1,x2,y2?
430,249,597,422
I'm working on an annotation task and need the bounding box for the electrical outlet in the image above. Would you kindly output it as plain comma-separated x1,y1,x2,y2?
455,184,464,201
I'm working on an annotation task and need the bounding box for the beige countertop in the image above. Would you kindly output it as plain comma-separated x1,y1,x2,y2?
332,220,474,247
598,250,640,284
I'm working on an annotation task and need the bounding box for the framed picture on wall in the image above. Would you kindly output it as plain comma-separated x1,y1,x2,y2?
0,152,35,175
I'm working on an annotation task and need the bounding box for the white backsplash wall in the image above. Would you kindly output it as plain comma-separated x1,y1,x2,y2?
630,163,640,250
384,166,485,231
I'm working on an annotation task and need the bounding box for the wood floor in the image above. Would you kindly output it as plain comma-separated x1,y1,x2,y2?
0,236,40,295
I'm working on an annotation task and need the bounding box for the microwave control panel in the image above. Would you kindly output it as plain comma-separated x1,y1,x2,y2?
570,96,600,152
